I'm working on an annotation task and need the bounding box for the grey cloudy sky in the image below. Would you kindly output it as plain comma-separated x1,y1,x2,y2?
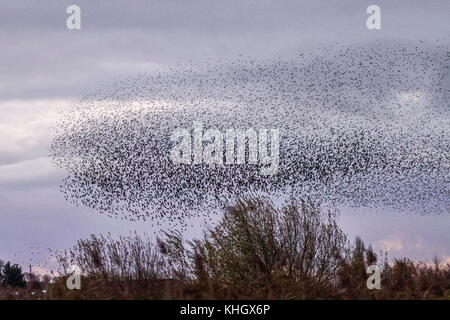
0,0,449,272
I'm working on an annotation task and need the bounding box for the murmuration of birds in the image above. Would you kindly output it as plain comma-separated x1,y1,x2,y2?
50,41,450,228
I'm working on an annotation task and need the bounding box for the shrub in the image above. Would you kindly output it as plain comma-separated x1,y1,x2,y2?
48,197,450,300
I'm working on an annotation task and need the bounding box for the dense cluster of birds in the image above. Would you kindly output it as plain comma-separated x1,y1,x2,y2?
50,41,450,228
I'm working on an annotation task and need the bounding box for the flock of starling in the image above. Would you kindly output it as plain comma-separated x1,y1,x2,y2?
50,41,450,228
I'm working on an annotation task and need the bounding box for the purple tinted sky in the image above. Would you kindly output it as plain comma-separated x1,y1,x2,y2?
0,0,449,273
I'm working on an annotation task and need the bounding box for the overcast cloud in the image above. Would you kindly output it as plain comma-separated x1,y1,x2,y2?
0,0,449,271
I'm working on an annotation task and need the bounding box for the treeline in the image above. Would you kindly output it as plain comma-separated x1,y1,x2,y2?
0,261,26,288
52,198,450,300
0,260,51,299
1,197,450,299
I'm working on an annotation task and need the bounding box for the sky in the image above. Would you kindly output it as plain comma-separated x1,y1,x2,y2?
0,0,449,273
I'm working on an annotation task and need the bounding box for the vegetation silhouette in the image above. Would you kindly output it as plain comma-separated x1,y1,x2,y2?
47,197,450,300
